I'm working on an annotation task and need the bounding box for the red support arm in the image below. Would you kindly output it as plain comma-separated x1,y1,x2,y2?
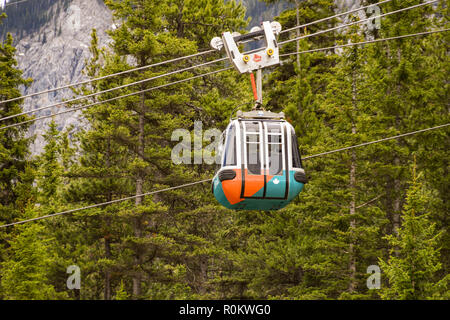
250,73,258,101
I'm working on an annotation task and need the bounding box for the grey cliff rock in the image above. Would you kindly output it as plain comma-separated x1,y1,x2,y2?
14,0,112,154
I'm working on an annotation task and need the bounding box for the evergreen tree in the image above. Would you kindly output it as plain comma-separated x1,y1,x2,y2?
0,25,34,298
379,161,449,300
213,0,342,299
362,0,449,284
34,121,81,299
1,216,67,300
61,29,132,300
63,0,248,299
1,0,448,301
1,122,68,300
37,121,63,203
0,32,33,224
220,0,449,300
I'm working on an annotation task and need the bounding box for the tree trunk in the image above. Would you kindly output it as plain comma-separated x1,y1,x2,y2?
384,45,402,249
392,48,403,242
132,93,146,299
295,0,301,69
392,155,401,235
348,71,357,293
104,236,112,300
176,2,184,38
295,0,302,115
104,138,112,300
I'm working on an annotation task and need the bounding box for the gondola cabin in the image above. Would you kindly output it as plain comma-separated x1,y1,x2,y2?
212,110,307,210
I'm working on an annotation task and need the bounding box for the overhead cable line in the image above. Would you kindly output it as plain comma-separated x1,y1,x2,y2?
0,0,395,106
0,0,442,127
6,25,445,130
1,122,448,228
0,0,438,110
302,123,450,160
281,28,450,57
3,0,30,7
0,67,233,131
280,0,440,45
0,50,217,106
280,0,394,35
0,179,214,228
0,57,227,122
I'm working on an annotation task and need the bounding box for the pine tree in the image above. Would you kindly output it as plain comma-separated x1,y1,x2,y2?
213,0,343,299
0,27,35,298
220,0,448,300
362,0,449,285
0,32,33,224
379,161,449,300
1,121,68,300
1,216,67,300
33,121,81,299
411,1,450,277
60,29,132,300
37,121,63,203
1,0,447,301
62,0,248,299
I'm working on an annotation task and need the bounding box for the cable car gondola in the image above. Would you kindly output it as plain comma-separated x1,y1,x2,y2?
212,109,307,210
210,21,307,210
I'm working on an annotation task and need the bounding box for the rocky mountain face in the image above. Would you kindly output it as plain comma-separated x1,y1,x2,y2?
8,0,112,154
242,0,292,27
5,0,363,155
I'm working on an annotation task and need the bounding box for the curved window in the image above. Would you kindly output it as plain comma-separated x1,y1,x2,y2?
247,133,261,174
268,143,282,175
291,131,303,168
223,125,236,166
266,123,283,175
243,122,261,175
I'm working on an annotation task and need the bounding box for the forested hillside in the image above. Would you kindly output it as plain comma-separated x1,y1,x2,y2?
0,0,448,300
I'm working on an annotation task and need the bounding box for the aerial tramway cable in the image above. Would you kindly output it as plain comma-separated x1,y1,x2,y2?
0,1,447,224
280,0,395,35
281,28,450,57
0,122,448,228
0,58,228,123
0,0,395,106
280,0,440,46
0,67,233,131
0,0,441,126
3,26,447,131
0,49,217,106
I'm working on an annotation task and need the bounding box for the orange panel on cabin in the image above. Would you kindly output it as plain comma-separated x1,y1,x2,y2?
223,169,276,204
222,169,242,205
244,168,275,198
243,170,264,198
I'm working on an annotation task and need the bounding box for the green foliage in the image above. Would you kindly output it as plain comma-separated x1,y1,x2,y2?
0,30,36,299
379,163,448,300
0,33,33,222
0,0,448,301
1,217,67,300
114,280,129,300
1,119,77,300
58,0,249,300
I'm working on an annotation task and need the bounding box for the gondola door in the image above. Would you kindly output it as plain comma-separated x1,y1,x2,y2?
240,121,287,200
263,122,287,199
241,121,265,199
